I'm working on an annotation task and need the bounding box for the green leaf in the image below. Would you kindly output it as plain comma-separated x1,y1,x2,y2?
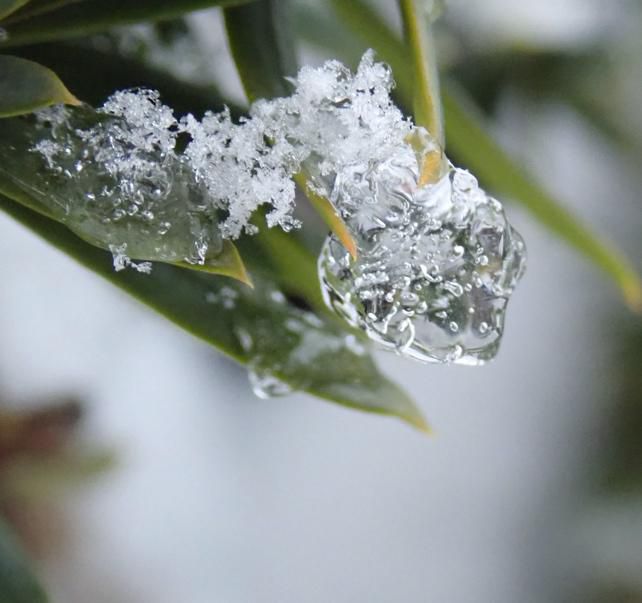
325,0,642,310
1,0,84,24
0,518,47,603
441,85,642,311
0,46,322,304
0,0,254,47
11,40,244,117
0,111,251,285
0,0,30,21
239,225,326,312
0,0,426,428
0,54,79,117
174,241,253,287
0,194,428,430
223,0,297,102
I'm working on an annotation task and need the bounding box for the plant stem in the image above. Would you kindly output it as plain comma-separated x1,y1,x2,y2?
398,0,445,148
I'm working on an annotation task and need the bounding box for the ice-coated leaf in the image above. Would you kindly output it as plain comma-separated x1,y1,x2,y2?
220,0,430,423
6,41,322,307
326,0,642,310
174,241,252,287
0,108,252,284
0,518,47,603
0,0,254,47
0,0,30,21
0,193,428,430
0,98,425,424
0,107,251,284
0,55,78,117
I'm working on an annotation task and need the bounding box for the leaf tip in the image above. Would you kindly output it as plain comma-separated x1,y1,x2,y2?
344,230,358,260
623,279,642,314
410,414,432,435
236,263,254,288
63,91,82,107
418,148,446,187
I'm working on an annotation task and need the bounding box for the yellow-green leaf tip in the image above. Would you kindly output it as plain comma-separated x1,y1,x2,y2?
623,279,642,314
410,414,432,435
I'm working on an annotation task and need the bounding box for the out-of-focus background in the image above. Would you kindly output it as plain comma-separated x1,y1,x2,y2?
1,1,641,602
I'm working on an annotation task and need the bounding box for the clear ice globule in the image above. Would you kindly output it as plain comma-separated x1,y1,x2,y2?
317,138,526,365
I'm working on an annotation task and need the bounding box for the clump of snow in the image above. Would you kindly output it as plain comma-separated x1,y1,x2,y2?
33,50,410,254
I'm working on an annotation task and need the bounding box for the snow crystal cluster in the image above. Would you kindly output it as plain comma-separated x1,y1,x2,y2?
30,50,525,364
32,50,412,250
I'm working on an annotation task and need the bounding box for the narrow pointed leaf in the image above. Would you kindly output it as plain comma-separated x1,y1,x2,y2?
174,241,253,287
0,194,427,430
326,0,642,309
0,55,79,117
0,0,254,47
0,518,48,603
225,0,359,261
442,86,642,311
0,111,251,286
240,225,326,311
223,0,296,102
13,41,244,117
0,0,30,20
1,0,84,24
220,0,428,431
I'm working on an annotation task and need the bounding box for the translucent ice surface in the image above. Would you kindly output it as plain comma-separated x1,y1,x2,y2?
318,139,526,365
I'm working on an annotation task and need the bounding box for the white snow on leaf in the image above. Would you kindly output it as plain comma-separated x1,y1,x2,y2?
33,50,410,249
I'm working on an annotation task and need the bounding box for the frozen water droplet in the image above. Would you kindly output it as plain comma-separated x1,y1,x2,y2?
318,137,526,365
248,365,294,399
